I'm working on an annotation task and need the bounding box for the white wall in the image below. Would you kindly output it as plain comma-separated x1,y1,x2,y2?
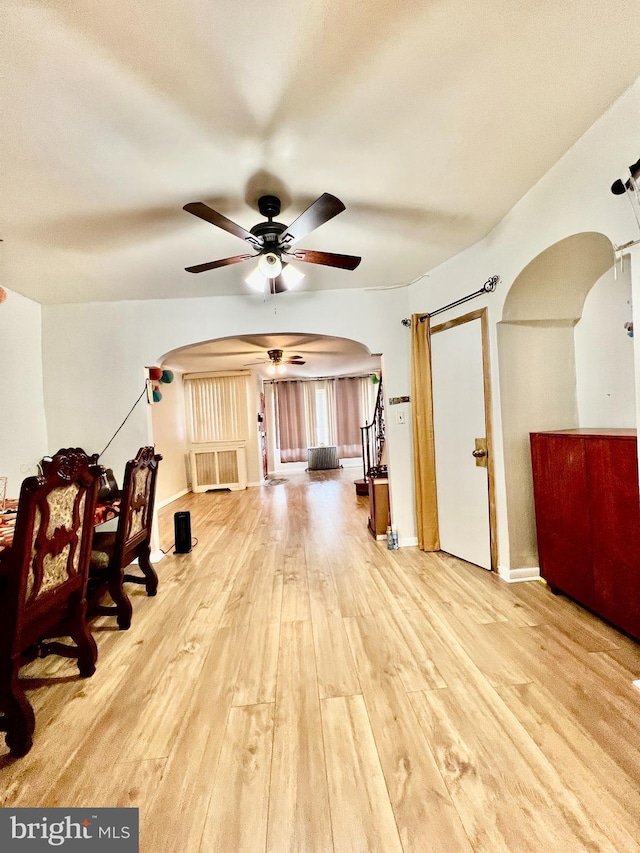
247,371,264,485
41,287,416,541
149,371,189,505
575,263,636,427
497,321,579,568
0,288,48,496
408,77,640,572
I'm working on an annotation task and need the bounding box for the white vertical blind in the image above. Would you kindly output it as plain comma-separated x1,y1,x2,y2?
185,374,249,443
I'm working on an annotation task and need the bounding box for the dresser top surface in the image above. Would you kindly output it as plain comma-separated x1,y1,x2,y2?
531,428,637,439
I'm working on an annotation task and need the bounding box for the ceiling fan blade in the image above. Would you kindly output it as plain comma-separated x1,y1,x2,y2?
185,254,254,274
292,249,361,270
286,358,306,365
278,193,345,245
184,202,259,245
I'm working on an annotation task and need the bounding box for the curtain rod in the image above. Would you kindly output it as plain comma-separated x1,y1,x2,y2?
401,275,500,326
265,373,375,383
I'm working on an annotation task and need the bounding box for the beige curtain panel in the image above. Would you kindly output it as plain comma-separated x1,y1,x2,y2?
410,314,440,551
335,377,364,459
277,381,308,463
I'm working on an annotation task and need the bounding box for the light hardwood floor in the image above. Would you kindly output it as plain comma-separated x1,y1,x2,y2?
2,469,640,852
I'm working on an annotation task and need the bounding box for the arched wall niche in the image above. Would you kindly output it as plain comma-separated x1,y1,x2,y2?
502,232,614,322
497,231,634,572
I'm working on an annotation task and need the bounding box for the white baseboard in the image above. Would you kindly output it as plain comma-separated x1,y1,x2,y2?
498,564,541,583
399,537,419,547
156,488,189,509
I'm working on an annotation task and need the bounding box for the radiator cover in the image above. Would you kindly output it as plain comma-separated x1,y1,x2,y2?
307,445,340,471
189,443,247,491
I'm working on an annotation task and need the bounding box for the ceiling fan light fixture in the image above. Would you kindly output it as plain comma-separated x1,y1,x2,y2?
257,252,282,278
281,262,305,290
245,266,267,293
277,364,287,374
266,363,277,375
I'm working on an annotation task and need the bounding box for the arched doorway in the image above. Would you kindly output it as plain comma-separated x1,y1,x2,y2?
497,232,635,576
148,333,381,506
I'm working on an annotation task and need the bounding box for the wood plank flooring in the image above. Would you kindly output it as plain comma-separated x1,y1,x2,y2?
2,469,640,852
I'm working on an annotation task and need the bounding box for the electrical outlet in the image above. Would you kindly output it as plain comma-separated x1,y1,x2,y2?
396,410,405,425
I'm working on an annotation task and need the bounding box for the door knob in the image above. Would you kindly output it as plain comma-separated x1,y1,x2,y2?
473,438,488,468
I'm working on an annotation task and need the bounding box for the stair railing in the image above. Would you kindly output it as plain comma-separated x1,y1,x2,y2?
360,380,386,483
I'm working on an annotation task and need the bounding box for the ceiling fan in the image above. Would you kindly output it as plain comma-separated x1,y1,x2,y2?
244,348,306,374
183,193,361,293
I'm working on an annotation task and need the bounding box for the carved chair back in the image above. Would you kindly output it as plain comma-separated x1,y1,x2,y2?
88,447,162,630
0,448,101,756
115,446,161,567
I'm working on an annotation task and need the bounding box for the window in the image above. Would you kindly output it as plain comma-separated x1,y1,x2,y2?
276,376,375,462
314,386,330,447
184,374,249,443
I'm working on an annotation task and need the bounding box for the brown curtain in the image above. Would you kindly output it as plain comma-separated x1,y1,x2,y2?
411,314,440,550
335,377,363,458
276,381,308,463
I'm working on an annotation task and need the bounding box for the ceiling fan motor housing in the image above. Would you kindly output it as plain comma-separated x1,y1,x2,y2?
257,195,281,219
251,195,288,252
267,349,284,363
250,220,287,250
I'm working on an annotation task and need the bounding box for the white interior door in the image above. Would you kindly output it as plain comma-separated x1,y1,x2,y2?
431,317,491,569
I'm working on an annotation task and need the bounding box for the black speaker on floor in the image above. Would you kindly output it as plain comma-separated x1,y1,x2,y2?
174,511,192,554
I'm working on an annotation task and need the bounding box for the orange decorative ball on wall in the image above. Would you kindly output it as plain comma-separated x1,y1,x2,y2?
0,287,7,304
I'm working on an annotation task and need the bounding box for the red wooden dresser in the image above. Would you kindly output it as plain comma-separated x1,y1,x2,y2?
530,428,640,641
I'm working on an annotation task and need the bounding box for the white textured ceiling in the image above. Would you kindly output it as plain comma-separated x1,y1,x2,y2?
3,1,639,304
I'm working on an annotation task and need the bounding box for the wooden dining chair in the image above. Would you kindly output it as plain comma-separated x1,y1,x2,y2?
0,448,101,757
88,447,162,630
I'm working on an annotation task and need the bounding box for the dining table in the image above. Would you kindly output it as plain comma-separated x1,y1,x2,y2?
0,498,120,555
0,499,19,554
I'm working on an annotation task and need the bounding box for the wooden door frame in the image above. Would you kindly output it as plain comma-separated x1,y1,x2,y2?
431,307,498,571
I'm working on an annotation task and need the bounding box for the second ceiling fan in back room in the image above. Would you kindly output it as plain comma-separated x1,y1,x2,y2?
244,348,306,375
183,193,361,293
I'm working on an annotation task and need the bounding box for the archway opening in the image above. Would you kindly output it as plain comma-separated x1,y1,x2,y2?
147,332,380,506
497,232,634,571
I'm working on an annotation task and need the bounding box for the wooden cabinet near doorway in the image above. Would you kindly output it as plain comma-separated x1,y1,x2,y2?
530,428,640,641
368,476,390,540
